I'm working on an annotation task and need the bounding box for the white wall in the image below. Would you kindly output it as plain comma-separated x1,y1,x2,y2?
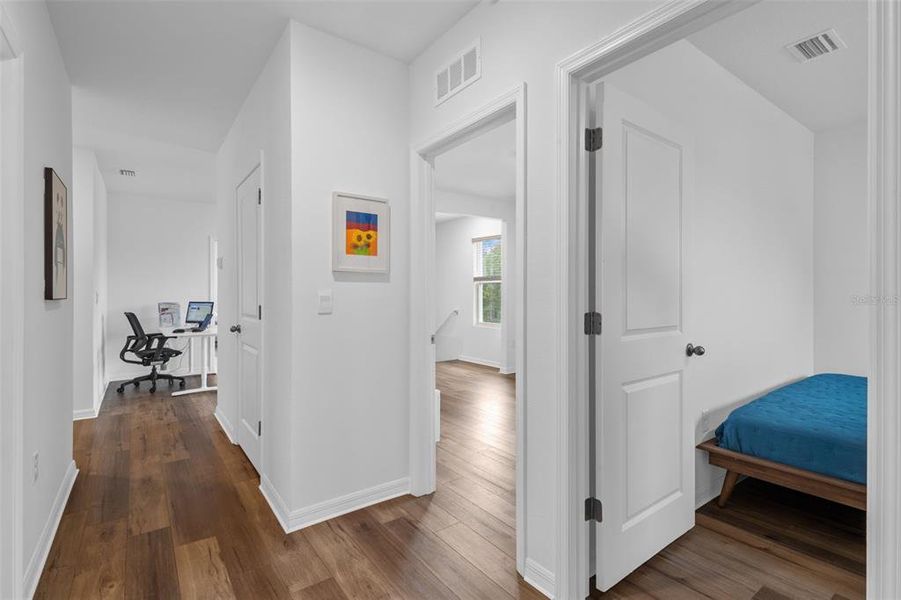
72,147,107,418
605,40,815,503
289,21,410,510
1,0,76,593
409,0,668,580
216,25,293,499
105,193,215,381
814,121,868,376
435,216,504,366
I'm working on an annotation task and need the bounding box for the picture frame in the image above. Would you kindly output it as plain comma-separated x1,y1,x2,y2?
44,167,68,300
332,192,390,273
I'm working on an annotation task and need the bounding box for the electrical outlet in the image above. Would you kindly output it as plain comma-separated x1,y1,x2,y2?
32,451,39,483
701,409,710,433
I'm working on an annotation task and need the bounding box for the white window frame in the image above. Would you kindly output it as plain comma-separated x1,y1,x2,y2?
473,235,502,327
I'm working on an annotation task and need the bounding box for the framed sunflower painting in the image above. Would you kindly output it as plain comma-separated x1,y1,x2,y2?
332,192,390,273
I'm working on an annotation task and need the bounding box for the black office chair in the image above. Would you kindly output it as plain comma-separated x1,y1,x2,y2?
116,312,186,394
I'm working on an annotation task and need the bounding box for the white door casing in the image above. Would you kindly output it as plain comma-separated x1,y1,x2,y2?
594,83,695,591
236,166,262,472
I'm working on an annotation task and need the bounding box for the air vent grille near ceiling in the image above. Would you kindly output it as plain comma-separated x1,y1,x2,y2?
119,169,136,177
786,28,847,63
435,39,481,105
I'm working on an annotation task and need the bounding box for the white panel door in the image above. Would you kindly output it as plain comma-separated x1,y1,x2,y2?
235,167,262,472
594,83,696,591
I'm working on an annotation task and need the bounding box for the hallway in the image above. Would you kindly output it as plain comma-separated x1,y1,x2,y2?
35,363,541,599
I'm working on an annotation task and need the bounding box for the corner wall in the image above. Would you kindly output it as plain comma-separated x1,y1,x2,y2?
216,25,293,501
289,21,411,513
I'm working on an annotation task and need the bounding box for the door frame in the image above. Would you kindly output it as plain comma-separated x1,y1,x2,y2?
0,6,24,598
555,1,901,598
409,84,527,573
234,162,264,471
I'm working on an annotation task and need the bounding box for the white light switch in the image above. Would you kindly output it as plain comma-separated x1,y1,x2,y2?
317,289,334,315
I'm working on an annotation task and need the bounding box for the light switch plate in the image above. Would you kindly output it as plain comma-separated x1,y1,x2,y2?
317,290,334,315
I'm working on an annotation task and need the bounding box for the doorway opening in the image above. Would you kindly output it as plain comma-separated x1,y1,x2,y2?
410,85,528,581
557,0,888,598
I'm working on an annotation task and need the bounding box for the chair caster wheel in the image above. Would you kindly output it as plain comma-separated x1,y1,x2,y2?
150,386,157,394
116,386,124,393
179,381,186,388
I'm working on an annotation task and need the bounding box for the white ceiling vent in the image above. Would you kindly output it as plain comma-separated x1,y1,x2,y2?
119,169,136,177
435,39,481,106
786,28,847,63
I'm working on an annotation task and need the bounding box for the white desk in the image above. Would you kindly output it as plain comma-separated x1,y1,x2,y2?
163,326,218,397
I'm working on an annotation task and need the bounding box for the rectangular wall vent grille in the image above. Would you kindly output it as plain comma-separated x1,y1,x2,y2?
786,28,847,63
435,39,481,106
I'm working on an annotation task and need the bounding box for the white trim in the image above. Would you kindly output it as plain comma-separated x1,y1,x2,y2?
23,461,77,599
457,355,501,369
524,558,555,599
261,475,410,534
73,408,98,421
867,1,901,598
409,83,527,575
214,407,237,444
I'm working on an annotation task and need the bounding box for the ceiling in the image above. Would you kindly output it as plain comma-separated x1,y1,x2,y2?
689,0,867,132
434,120,516,200
49,1,479,152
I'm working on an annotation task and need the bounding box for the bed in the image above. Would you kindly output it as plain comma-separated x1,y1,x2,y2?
697,373,867,510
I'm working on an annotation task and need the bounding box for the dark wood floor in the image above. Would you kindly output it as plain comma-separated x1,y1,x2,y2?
36,362,543,599
36,362,866,599
596,475,866,599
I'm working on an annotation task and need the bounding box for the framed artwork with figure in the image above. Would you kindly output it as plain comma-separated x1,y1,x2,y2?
44,167,68,300
332,192,390,273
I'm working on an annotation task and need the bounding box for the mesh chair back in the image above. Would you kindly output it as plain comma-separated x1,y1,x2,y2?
124,312,147,344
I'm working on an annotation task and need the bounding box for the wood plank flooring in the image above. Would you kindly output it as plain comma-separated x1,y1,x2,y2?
595,477,866,599
36,362,866,599
36,362,542,599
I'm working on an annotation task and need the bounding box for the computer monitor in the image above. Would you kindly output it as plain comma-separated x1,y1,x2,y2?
185,301,214,325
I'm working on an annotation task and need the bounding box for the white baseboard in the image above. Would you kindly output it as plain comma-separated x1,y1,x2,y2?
72,407,97,421
23,460,78,598
213,407,236,444
523,558,555,599
260,475,410,534
695,471,726,510
458,355,501,369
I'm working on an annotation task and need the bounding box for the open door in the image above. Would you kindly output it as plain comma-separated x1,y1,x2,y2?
593,83,696,590
235,166,262,472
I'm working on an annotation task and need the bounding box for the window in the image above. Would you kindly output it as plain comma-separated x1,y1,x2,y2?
473,235,502,326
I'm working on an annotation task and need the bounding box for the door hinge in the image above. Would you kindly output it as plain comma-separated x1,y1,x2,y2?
258,305,262,320
584,312,602,336
585,497,603,522
258,421,262,436
258,188,262,204
585,127,603,152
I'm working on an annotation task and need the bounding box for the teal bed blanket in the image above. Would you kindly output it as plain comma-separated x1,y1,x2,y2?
714,373,867,484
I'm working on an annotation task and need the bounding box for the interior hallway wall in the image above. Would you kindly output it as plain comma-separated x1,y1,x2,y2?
289,20,411,513
408,1,673,583
435,216,504,367
1,1,76,594
72,147,108,418
813,121,868,376
105,193,215,381
605,39,815,506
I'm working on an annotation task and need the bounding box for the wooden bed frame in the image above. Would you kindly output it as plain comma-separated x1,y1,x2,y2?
697,439,866,511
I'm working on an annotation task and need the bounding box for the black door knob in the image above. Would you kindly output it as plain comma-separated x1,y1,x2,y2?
686,343,705,357
229,324,242,334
